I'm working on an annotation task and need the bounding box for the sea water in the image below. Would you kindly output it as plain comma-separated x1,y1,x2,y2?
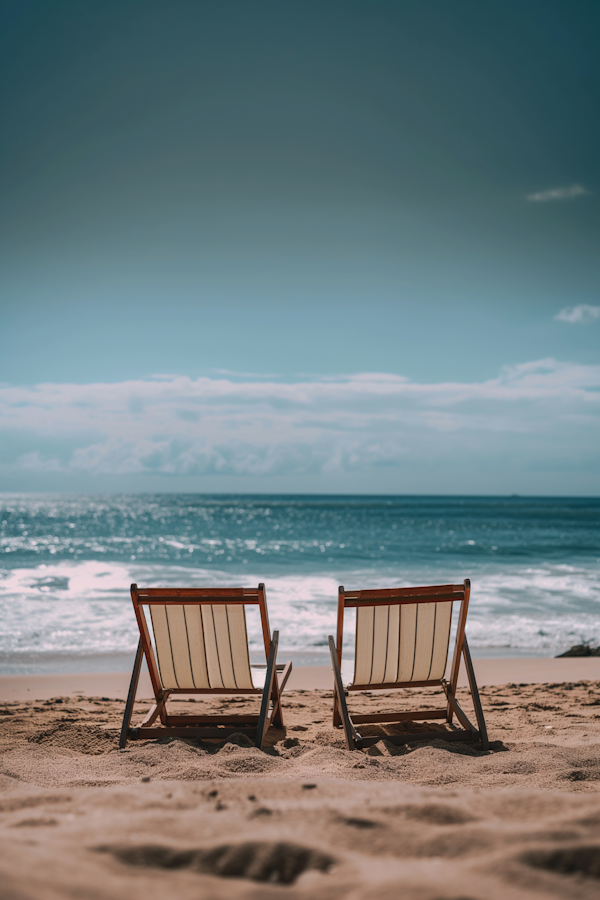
0,494,598,673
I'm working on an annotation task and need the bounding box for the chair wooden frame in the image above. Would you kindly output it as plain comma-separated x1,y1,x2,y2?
120,583,291,750
329,579,488,751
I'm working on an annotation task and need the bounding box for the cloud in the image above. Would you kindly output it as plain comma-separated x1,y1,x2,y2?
526,184,589,202
555,304,600,325
0,360,599,480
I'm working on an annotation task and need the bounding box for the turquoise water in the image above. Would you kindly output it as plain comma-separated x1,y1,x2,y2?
1,494,598,672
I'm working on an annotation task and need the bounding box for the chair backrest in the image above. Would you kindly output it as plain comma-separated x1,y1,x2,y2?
131,585,271,693
338,583,468,688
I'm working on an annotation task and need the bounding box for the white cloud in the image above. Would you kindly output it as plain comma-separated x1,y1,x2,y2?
0,360,599,480
555,304,600,325
526,184,589,202
17,452,64,472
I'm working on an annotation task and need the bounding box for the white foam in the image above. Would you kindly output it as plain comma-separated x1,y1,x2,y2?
1,559,599,667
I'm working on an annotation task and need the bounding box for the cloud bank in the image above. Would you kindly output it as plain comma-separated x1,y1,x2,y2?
0,361,599,490
555,304,600,325
527,184,589,202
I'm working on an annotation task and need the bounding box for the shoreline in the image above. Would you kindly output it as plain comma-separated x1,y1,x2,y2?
2,655,600,702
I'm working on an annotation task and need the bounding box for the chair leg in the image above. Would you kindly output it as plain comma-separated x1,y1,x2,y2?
443,683,478,737
270,661,292,729
256,630,279,750
329,638,342,728
278,661,293,693
142,692,168,727
463,637,489,750
328,636,357,750
332,702,342,728
140,704,159,727
119,638,144,749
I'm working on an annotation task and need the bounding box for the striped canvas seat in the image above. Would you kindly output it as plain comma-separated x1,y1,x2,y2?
119,584,292,749
351,598,453,686
329,581,488,752
149,602,255,691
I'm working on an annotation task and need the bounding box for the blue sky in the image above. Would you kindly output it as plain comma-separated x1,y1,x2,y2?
1,1,599,494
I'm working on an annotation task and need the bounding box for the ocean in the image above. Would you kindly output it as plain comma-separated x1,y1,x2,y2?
1,494,598,674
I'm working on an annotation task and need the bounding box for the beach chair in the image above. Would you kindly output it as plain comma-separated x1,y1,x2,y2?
328,580,488,750
119,584,292,749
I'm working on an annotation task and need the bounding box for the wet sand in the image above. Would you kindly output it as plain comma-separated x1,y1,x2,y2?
2,656,600,702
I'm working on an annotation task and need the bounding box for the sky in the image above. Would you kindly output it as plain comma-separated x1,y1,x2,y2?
1,0,599,495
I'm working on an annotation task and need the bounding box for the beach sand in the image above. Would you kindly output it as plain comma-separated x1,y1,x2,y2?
2,660,600,899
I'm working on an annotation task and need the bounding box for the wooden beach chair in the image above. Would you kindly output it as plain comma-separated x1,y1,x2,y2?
328,579,488,750
120,583,292,749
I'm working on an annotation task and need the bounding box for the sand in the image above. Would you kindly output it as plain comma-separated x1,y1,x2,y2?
2,664,600,899
3,656,600,702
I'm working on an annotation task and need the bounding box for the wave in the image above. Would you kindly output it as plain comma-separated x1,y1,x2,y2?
1,558,599,672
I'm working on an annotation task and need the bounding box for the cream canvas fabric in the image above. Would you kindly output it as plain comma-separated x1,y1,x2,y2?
149,603,254,690
353,600,453,685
